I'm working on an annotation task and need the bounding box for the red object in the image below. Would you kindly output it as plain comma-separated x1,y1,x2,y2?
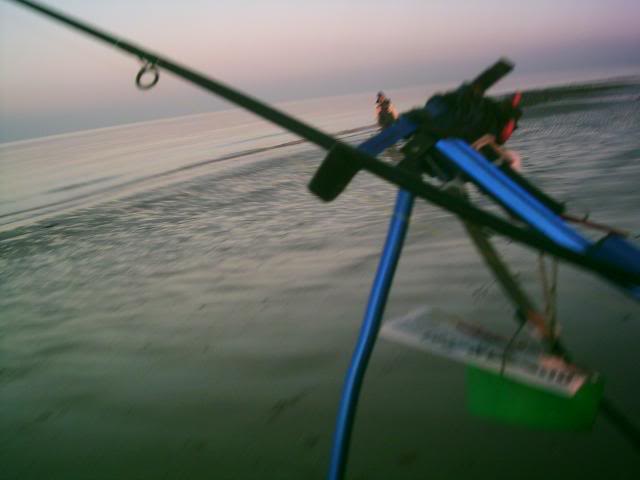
498,91,522,144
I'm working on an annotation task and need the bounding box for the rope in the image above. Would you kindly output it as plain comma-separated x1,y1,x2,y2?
538,254,559,339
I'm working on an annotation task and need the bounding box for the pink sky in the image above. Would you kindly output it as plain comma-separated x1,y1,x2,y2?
1,0,639,141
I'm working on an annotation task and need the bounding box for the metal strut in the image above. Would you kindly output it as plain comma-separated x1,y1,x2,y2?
328,189,415,480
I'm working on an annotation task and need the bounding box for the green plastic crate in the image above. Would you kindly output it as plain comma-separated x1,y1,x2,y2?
466,366,604,431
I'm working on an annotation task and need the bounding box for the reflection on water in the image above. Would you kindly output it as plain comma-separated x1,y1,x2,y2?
1,80,640,479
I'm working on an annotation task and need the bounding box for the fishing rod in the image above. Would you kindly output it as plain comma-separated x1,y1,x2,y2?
6,0,639,290
7,0,640,462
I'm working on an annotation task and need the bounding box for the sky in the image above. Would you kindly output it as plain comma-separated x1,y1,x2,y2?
1,0,639,142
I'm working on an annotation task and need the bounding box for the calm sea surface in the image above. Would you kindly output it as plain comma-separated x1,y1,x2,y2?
2,78,640,479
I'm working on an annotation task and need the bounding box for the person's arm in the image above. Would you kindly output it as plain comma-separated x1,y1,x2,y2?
472,134,522,171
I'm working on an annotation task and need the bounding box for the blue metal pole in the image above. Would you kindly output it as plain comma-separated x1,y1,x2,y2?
328,189,415,480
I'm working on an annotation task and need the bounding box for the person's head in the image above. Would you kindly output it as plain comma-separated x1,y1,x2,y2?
376,91,386,104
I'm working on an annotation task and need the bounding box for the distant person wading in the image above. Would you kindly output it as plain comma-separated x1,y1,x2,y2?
375,91,398,129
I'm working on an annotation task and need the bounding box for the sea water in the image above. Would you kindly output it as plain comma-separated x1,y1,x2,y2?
2,77,640,479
